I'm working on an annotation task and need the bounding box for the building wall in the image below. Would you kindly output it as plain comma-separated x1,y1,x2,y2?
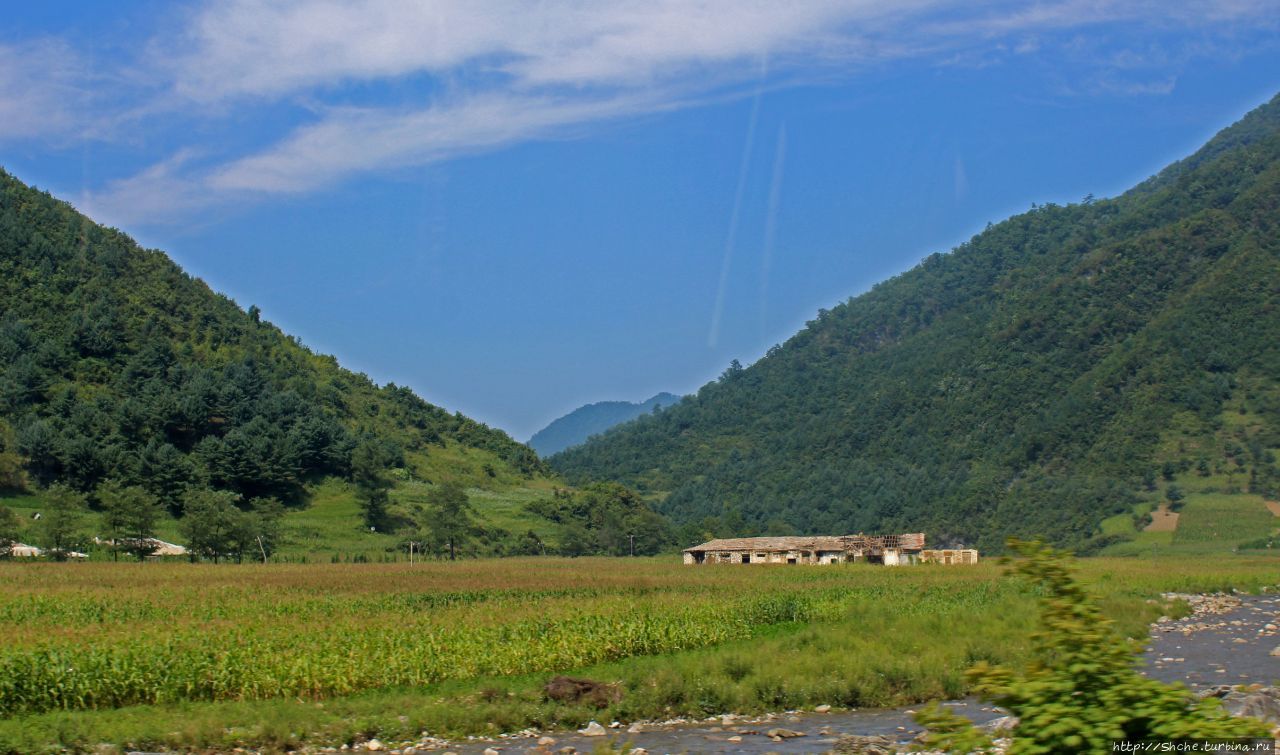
683,549,914,565
919,549,979,565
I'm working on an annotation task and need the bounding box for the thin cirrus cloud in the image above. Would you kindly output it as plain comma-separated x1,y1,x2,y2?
55,0,1279,226
0,39,96,142
160,0,926,98
207,91,675,193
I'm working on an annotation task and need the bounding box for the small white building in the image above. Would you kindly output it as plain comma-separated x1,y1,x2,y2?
10,543,43,558
94,536,188,557
148,539,188,557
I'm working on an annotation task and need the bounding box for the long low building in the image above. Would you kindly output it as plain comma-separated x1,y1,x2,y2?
682,533,930,566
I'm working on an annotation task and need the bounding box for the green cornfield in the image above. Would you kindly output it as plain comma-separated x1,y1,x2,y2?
1,556,1275,722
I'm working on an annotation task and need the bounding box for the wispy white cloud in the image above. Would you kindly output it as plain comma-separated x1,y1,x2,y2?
208,91,672,194
0,39,95,142
9,0,1277,225
78,149,211,227
159,0,934,98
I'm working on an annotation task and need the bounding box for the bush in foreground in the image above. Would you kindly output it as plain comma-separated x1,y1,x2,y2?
915,540,1272,753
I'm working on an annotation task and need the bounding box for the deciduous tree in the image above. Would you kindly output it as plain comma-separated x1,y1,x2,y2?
0,505,20,558
98,480,163,560
179,489,243,563
41,484,86,560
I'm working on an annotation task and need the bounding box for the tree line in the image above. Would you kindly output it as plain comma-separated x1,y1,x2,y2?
0,482,283,562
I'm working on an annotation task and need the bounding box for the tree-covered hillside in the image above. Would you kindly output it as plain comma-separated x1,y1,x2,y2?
552,93,1280,552
529,392,683,456
0,169,542,507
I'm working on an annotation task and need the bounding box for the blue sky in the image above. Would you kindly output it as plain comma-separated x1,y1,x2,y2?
3,1,1279,440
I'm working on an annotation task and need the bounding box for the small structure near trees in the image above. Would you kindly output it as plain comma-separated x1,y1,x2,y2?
919,548,979,565
682,533,937,565
9,543,43,558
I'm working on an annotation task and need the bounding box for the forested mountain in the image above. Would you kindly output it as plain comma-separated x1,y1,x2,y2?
529,392,683,456
552,93,1280,552
0,169,543,508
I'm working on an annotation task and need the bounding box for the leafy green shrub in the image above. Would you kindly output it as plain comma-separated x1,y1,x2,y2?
915,540,1272,753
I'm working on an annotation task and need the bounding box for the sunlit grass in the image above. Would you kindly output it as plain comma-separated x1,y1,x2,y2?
0,555,1276,753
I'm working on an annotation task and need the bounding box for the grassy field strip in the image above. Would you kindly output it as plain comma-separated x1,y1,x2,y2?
0,561,1014,717
0,556,1276,753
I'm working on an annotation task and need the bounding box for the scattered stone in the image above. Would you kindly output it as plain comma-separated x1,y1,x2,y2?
365,740,384,752
981,715,1019,732
537,736,556,746
627,749,647,755
482,749,500,755
1197,685,1235,699
814,704,832,713
627,723,644,734
1272,645,1280,657
727,736,742,743
1223,688,1280,724
829,733,900,754
765,728,806,738
578,721,607,737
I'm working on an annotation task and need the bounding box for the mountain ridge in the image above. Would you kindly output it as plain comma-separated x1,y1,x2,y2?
529,392,683,457
550,93,1280,552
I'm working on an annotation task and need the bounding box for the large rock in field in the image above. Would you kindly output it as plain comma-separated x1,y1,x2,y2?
1222,688,1280,724
544,676,622,708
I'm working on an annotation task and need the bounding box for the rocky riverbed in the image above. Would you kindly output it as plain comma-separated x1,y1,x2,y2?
1147,592,1280,689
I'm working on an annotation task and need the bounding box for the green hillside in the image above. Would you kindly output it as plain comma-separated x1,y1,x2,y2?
0,167,540,497
551,93,1280,552
0,169,674,558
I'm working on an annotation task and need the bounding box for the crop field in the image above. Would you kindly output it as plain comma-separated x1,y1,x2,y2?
1174,492,1276,544
1,556,1277,753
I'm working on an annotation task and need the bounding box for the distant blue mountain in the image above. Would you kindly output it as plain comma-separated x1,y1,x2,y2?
529,393,683,457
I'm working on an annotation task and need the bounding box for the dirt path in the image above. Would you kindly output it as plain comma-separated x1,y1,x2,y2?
1145,502,1180,532
1265,499,1280,517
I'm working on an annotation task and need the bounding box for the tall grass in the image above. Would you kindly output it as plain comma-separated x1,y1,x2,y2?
0,556,1275,753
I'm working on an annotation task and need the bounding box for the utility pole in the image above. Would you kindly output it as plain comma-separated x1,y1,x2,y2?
629,533,635,557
